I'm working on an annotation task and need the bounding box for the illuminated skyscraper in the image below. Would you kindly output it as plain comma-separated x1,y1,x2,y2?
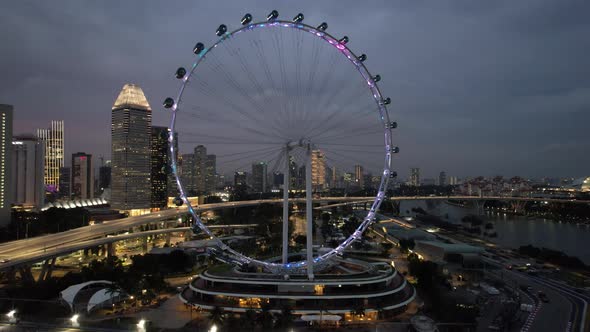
205,154,216,193
36,120,64,193
252,162,267,193
354,164,364,188
410,168,420,186
12,135,44,209
151,126,168,209
311,150,326,191
194,145,207,193
0,105,13,225
111,84,152,214
71,152,94,199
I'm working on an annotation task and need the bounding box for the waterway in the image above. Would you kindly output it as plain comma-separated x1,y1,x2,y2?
398,200,590,264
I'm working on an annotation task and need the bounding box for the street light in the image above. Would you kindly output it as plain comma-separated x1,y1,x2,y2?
137,319,146,331
209,324,218,332
70,314,80,327
6,309,17,324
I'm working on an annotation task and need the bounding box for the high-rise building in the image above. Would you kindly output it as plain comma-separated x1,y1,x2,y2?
151,126,168,209
0,105,13,225
36,120,64,193
99,161,111,193
273,171,284,189
234,171,247,187
167,132,179,197
111,84,152,214
449,176,459,186
354,165,364,188
311,150,326,191
439,171,447,186
180,153,195,194
11,135,44,209
329,166,338,188
410,168,420,186
72,152,94,199
193,145,207,193
205,154,216,193
251,162,267,193
59,167,71,199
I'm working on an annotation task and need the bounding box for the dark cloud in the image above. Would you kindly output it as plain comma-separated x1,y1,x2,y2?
0,0,588,179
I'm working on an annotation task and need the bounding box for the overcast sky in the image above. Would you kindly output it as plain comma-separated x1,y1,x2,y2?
1,0,589,179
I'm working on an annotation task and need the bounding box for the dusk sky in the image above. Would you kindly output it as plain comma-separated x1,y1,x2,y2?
1,1,589,179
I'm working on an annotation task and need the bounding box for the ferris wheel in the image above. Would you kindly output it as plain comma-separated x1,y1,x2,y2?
165,11,399,276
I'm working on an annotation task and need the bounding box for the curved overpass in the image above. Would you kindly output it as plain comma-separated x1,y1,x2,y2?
0,196,587,269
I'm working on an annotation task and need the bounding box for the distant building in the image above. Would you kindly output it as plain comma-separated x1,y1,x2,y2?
72,152,94,199
111,84,152,215
59,167,71,199
329,166,338,188
449,176,459,186
251,162,267,193
439,171,447,186
180,153,195,194
311,150,326,191
150,126,168,209
11,135,44,209
354,165,364,188
205,154,216,193
0,105,13,225
234,171,247,187
194,145,207,193
36,120,64,193
98,162,111,193
410,168,420,186
167,132,179,196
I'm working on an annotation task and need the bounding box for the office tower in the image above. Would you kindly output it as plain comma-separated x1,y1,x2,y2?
167,132,179,196
36,120,64,193
71,152,94,199
439,171,447,186
180,153,195,194
343,172,353,188
311,150,326,191
11,135,44,209
273,171,284,188
151,126,168,209
0,105,13,225
252,162,267,193
193,145,207,193
99,161,111,193
234,171,247,187
329,166,338,188
354,165,364,188
59,167,71,199
111,84,152,214
449,176,459,186
410,168,420,186
205,154,216,193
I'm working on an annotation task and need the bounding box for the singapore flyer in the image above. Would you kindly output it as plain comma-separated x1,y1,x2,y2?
166,11,398,277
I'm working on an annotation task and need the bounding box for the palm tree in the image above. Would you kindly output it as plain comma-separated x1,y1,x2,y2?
209,306,225,326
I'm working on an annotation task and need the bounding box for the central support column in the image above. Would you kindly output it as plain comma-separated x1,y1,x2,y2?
306,145,314,280
282,145,290,264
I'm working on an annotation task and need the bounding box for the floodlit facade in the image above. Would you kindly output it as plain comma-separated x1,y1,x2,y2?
72,152,93,199
0,105,13,225
111,84,152,214
311,150,326,191
11,135,45,209
36,120,64,193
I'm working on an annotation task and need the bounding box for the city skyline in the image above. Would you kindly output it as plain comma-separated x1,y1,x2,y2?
1,1,589,179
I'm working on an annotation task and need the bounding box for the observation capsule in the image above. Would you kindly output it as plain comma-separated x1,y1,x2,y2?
241,13,252,25
317,22,328,31
175,67,186,79
193,42,205,55
191,224,202,234
173,197,183,207
339,36,349,44
388,121,398,129
358,54,367,62
267,10,279,21
163,97,174,109
382,97,391,105
293,13,304,23
216,24,227,36
372,74,381,82
391,146,400,153
389,171,398,179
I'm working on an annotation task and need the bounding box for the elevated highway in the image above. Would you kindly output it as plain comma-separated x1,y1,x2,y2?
0,196,587,270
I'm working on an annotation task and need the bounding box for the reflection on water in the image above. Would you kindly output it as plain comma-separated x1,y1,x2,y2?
399,200,590,264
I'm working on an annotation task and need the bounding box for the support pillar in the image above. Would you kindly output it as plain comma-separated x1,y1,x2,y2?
142,236,148,252
282,145,290,264
107,242,116,257
306,145,314,280
165,233,171,246
45,257,56,280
